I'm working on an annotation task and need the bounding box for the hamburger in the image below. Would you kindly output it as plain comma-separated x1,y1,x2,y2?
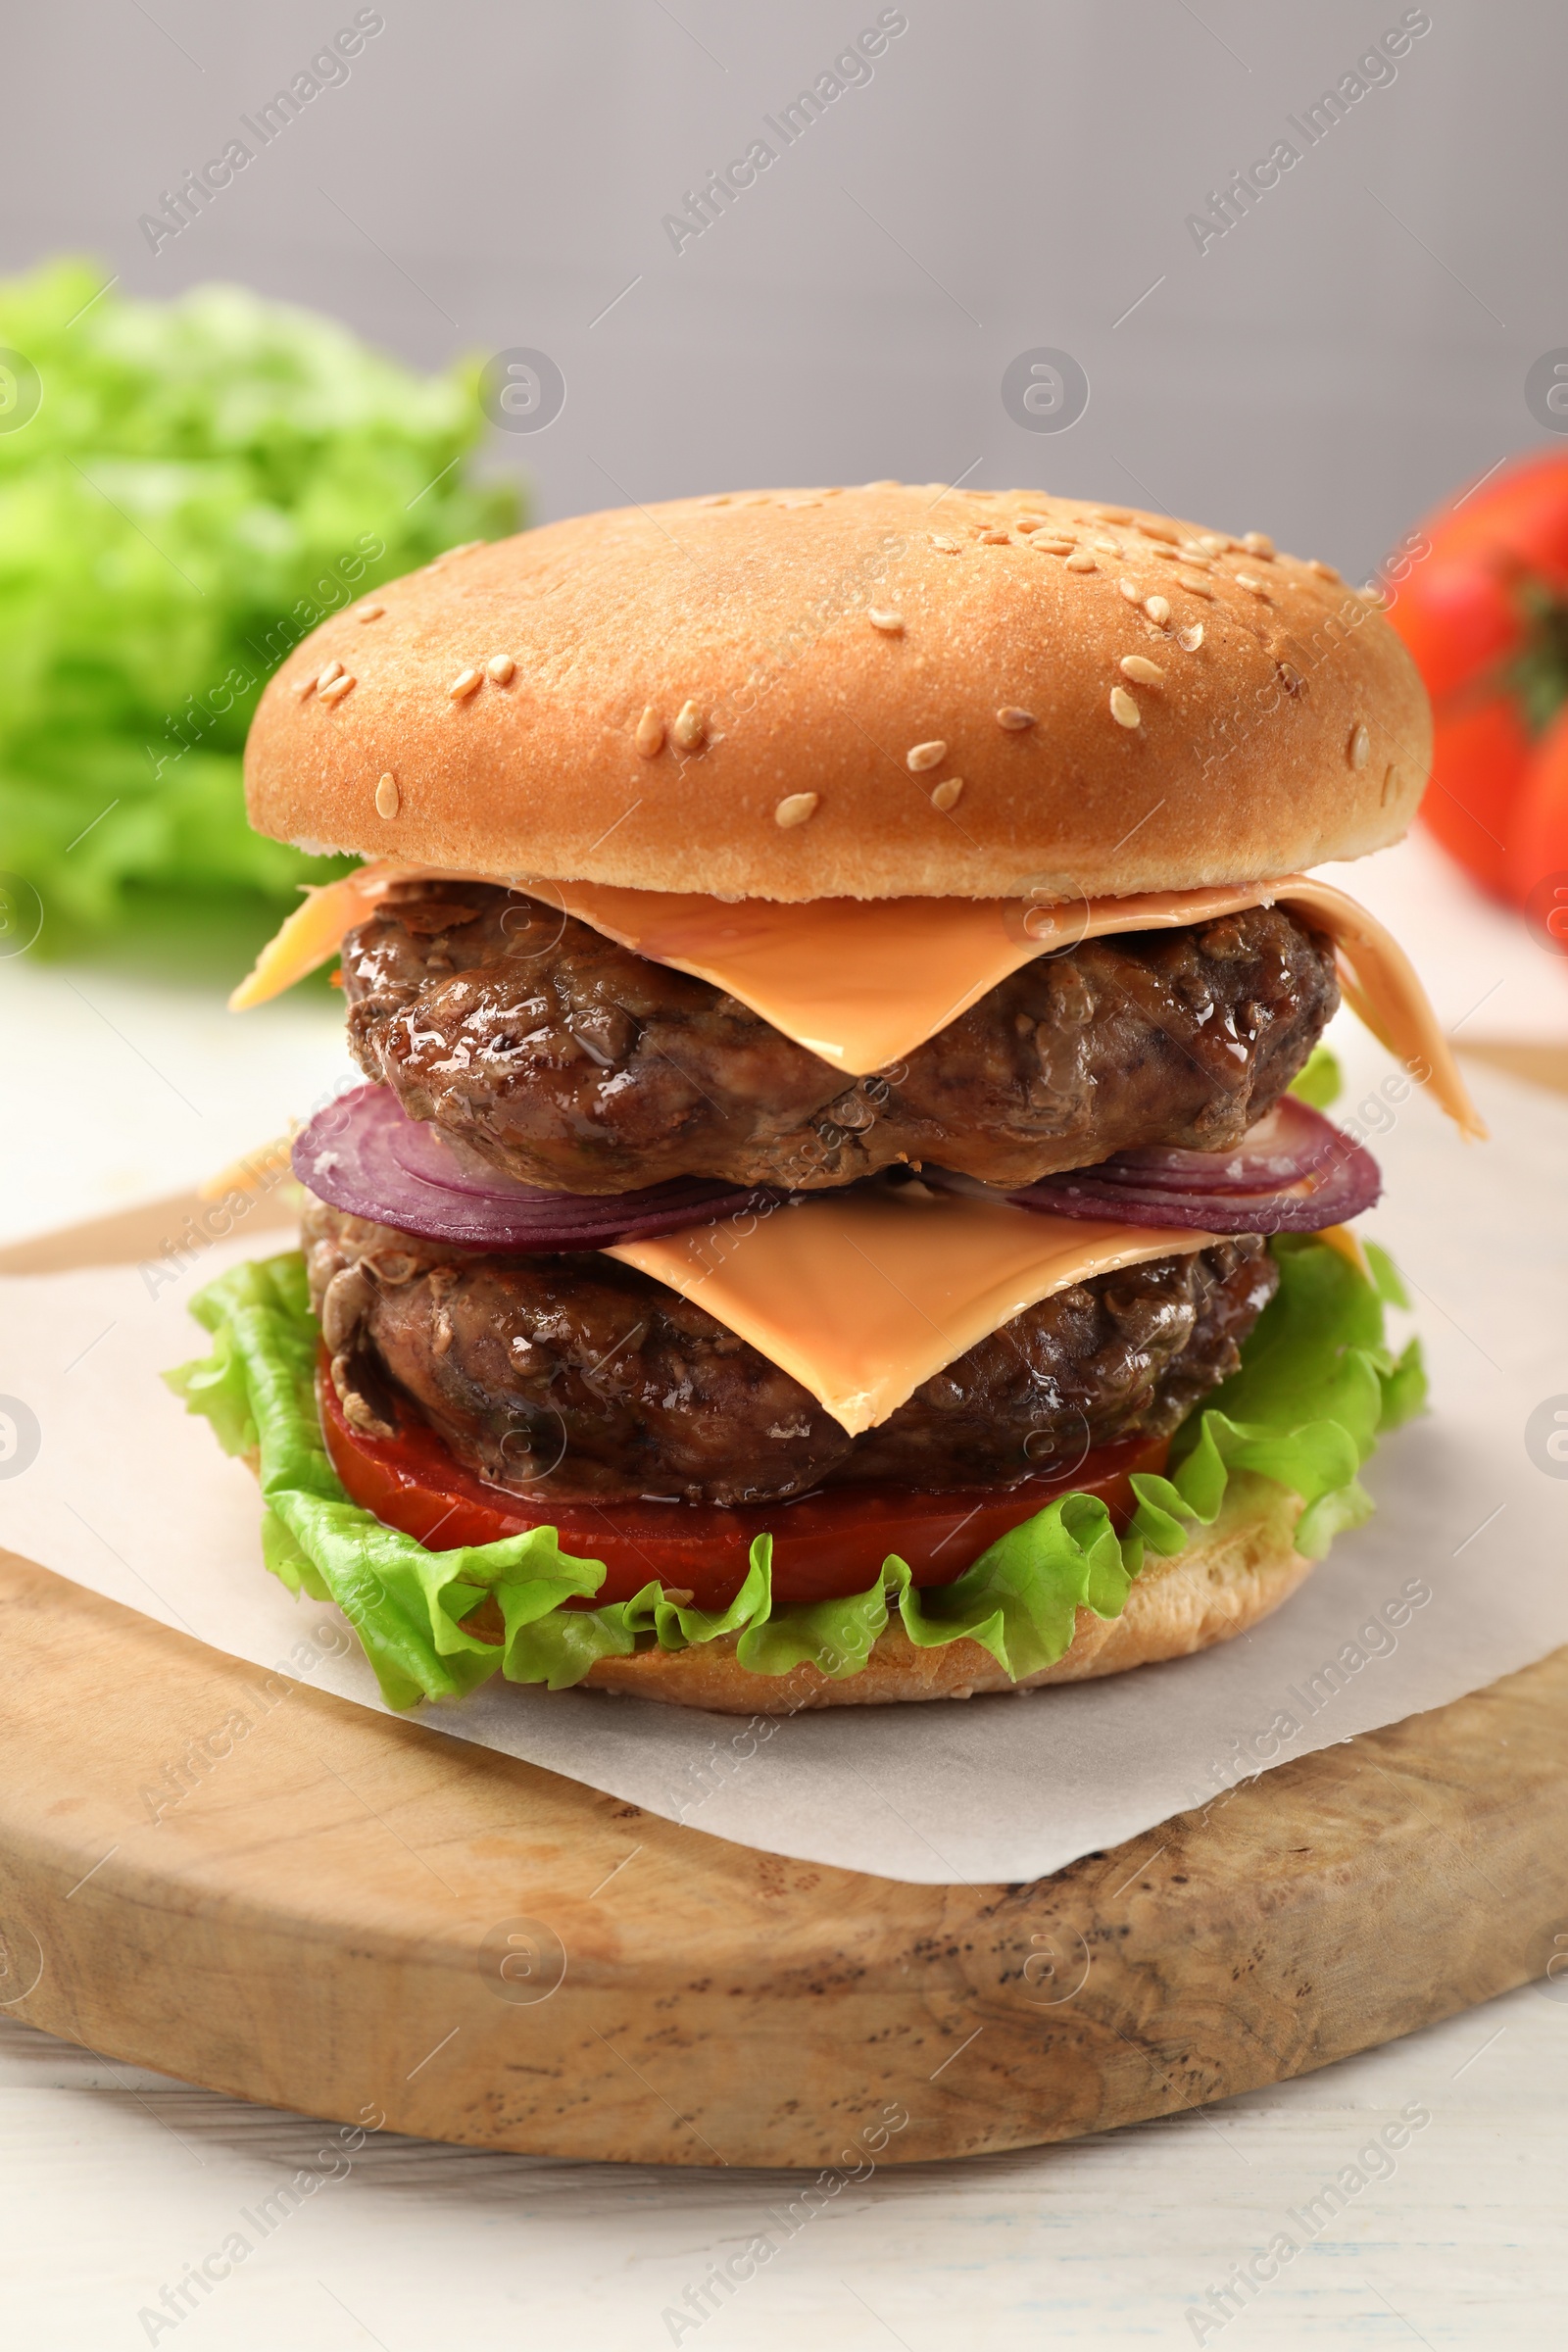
173,484,1481,1713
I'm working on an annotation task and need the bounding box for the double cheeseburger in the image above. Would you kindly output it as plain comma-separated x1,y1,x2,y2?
188,484,1480,1712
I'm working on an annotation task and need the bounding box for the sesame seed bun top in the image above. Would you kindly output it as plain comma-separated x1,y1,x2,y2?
243,483,1431,903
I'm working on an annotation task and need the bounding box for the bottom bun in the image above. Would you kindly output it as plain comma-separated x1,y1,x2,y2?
582,1480,1312,1712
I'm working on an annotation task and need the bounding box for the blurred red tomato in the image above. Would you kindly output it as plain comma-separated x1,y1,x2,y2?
1389,448,1568,906
1512,704,1568,943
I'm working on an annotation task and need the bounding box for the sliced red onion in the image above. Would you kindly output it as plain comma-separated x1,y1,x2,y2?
1084,1096,1348,1195
293,1084,783,1250
998,1158,1380,1234
925,1102,1381,1235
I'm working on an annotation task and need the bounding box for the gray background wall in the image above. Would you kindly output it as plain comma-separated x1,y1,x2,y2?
3,0,1562,575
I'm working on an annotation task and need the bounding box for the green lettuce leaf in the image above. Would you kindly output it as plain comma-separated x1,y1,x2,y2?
0,257,520,953
1288,1043,1343,1109
167,1236,1424,1709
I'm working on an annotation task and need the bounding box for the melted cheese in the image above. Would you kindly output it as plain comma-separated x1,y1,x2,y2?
227,866,410,1011
228,861,1482,1139
549,880,1241,1069
1281,877,1483,1136
559,874,1483,1140
607,1186,1210,1436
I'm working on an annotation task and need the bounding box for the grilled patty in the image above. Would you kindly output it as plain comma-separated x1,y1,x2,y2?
306,1196,1277,1507
342,883,1339,1196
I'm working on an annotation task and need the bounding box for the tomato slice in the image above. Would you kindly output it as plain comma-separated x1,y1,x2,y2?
317,1351,1170,1611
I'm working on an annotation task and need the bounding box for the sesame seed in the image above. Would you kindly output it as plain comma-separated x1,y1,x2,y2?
1032,538,1076,557
1243,531,1276,559
997,707,1036,730
774,792,819,828
906,739,948,773
979,527,1011,544
1234,573,1270,599
635,707,665,758
486,654,515,683
356,604,385,622
698,493,731,506
1109,687,1142,728
1148,543,1181,561
1143,594,1172,626
1382,762,1401,806
291,673,317,699
449,667,483,700
1140,518,1182,544
1177,623,1205,652
783,496,822,509
1177,548,1214,568
375,773,400,818
1360,580,1388,608
317,661,345,690
1119,656,1165,685
1306,559,1341,581
1015,514,1051,531
1093,537,1122,555
1092,507,1133,523
930,535,961,553
1199,534,1229,555
318,671,356,703
1176,573,1216,598
930,777,964,811
1117,578,1143,605
1063,551,1098,572
671,699,707,751
868,608,905,633
1348,722,1370,769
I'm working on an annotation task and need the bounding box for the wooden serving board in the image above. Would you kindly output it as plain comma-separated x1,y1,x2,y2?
0,1147,1564,2172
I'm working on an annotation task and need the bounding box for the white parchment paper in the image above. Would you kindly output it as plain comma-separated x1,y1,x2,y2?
1,1029,1563,1886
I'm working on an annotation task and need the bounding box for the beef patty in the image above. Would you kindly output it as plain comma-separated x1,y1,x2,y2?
305,1196,1277,1507
342,883,1338,1196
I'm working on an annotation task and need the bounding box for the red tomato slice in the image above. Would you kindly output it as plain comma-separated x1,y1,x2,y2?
317,1352,1170,1612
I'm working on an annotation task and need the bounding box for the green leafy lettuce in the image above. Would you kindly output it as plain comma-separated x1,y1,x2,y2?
1288,1043,1343,1109
166,1238,1426,1711
0,257,520,948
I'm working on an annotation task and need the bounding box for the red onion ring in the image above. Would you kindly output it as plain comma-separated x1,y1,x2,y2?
293,1084,784,1250
925,1102,1381,1234
1081,1096,1349,1195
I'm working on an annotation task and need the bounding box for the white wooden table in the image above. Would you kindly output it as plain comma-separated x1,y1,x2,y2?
4,1989,1563,2347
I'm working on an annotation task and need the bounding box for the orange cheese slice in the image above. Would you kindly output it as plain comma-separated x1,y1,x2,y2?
556,873,1482,1138
607,1185,1210,1436
227,865,410,1011
228,862,1482,1139
550,878,1252,1069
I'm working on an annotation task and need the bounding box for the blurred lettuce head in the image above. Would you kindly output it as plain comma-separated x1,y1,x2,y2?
0,256,522,956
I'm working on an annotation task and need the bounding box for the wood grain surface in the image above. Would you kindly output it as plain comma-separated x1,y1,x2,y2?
0,1146,1563,2171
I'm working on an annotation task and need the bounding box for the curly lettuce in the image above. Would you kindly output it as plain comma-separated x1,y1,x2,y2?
0,257,519,948
166,1237,1425,1710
